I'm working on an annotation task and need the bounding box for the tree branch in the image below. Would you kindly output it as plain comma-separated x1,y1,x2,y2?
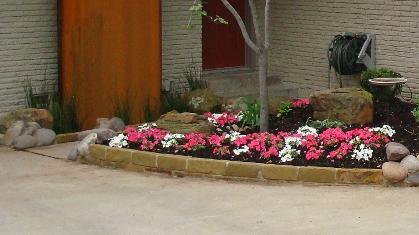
248,0,262,46
264,0,271,49
220,0,261,54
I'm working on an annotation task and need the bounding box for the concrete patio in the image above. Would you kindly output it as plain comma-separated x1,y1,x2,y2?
1,144,419,235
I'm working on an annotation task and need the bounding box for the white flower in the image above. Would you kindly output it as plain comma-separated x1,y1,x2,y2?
225,131,244,141
233,145,250,156
161,133,185,148
235,111,244,122
190,96,205,109
369,125,395,137
109,134,128,148
297,125,318,137
278,144,300,162
284,136,302,147
351,144,374,161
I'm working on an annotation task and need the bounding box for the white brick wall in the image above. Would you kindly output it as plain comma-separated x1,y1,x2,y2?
161,0,202,91
0,0,57,114
270,0,419,95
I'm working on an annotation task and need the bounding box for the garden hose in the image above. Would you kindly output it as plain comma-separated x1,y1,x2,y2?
328,34,366,88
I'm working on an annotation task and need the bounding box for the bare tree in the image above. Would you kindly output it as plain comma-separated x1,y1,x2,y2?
190,0,271,132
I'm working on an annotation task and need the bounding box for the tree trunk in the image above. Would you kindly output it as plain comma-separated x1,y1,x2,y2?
258,50,269,132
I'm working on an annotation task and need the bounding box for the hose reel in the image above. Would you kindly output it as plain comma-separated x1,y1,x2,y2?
328,32,376,88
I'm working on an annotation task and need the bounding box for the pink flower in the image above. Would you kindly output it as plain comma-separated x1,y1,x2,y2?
292,98,310,108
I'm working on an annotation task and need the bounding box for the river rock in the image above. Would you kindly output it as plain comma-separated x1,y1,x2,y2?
34,128,56,146
382,162,408,183
386,142,410,162
0,108,53,133
400,155,419,173
156,111,213,135
68,133,98,161
185,89,221,114
77,128,116,144
110,117,125,132
310,88,373,125
407,172,419,186
22,122,41,136
3,121,25,146
12,135,37,150
95,118,112,129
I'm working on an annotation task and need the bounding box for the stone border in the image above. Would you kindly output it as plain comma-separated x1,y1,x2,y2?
85,144,384,185
54,133,79,144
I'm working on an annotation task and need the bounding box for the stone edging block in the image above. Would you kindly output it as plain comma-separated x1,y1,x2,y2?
86,144,384,185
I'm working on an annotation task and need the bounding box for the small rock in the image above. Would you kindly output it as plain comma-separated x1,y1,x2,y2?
4,121,25,146
400,155,419,173
382,162,408,183
110,117,125,132
77,128,115,144
34,128,56,146
407,172,419,186
67,133,98,161
386,142,410,161
22,122,41,136
12,135,37,150
95,118,112,129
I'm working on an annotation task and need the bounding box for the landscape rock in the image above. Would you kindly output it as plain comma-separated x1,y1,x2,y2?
77,128,116,144
12,135,37,150
68,133,98,161
386,142,410,162
222,97,247,113
400,155,419,173
0,108,53,133
22,122,41,136
3,121,25,146
186,89,221,114
406,172,419,186
156,111,213,135
34,128,56,146
110,117,125,132
382,162,408,183
95,118,112,129
310,88,373,125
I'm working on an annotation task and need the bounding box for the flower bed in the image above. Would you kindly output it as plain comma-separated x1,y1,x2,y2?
105,98,404,169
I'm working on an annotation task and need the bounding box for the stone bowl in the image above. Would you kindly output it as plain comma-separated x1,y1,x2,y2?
368,77,407,86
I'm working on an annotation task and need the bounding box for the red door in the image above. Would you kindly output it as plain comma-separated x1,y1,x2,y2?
202,0,246,70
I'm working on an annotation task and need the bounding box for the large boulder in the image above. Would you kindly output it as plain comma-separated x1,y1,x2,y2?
310,88,373,125
382,162,408,183
3,121,25,146
0,108,53,133
400,155,419,173
110,117,125,132
156,111,213,135
77,128,116,144
407,172,419,186
12,135,37,150
186,89,221,114
386,142,410,162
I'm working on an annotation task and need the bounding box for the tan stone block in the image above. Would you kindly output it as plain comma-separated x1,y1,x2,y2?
225,161,262,178
187,158,227,175
262,164,299,181
107,148,133,162
132,151,158,167
55,133,78,144
298,167,337,183
89,144,107,160
157,154,188,171
337,169,384,185
126,163,146,173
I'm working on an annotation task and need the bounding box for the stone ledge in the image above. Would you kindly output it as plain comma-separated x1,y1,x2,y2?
87,144,385,185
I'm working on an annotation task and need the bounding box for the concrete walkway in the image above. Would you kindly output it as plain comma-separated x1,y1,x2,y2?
1,145,419,235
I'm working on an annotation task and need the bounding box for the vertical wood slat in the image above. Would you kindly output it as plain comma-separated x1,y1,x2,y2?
60,0,161,129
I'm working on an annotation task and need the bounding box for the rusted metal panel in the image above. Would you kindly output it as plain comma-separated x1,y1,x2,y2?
60,0,161,129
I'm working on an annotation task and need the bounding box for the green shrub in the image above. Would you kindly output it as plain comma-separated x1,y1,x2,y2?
277,101,292,118
241,97,260,128
412,99,419,122
361,68,403,100
306,118,346,131
183,59,207,91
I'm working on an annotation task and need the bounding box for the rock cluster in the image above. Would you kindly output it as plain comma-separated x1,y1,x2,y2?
156,110,213,135
2,120,56,150
0,108,53,133
310,88,373,125
383,142,419,185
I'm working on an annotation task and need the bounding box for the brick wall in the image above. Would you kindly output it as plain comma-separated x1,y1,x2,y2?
0,0,58,114
161,0,202,92
269,0,419,96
